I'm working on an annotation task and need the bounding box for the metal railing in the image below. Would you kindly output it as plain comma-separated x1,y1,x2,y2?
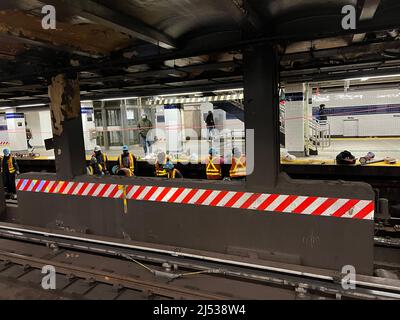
309,118,331,149
279,104,285,134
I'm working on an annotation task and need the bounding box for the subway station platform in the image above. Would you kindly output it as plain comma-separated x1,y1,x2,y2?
283,138,400,167
19,137,400,167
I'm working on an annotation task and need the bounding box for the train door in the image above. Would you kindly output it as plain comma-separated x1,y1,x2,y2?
343,119,359,137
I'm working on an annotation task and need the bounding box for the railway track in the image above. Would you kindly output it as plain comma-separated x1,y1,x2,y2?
0,249,225,300
0,224,399,300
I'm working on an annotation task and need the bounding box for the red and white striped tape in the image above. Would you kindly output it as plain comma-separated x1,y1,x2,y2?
16,178,374,220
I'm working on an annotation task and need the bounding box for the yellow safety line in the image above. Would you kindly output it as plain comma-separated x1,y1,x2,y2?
281,159,400,167
331,137,400,141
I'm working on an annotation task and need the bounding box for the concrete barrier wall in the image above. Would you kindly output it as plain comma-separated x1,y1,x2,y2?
15,172,375,275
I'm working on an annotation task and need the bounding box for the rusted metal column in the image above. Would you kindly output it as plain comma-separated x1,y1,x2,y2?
48,74,86,179
243,44,280,190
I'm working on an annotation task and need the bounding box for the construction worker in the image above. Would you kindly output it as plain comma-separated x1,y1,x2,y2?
229,147,246,179
137,113,153,156
164,160,183,179
205,148,223,180
117,145,135,176
87,156,104,176
155,151,169,178
93,145,108,174
1,148,19,199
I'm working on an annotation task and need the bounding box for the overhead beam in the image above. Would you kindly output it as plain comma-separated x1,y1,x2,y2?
43,0,177,49
282,39,400,63
359,0,382,20
84,81,244,101
0,33,102,58
231,0,264,32
0,73,243,106
281,62,400,83
79,61,239,84
0,12,399,84
352,0,381,42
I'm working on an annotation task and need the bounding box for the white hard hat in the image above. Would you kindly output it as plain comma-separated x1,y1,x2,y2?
94,145,101,152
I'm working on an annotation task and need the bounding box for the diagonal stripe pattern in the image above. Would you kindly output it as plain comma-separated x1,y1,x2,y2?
15,179,374,220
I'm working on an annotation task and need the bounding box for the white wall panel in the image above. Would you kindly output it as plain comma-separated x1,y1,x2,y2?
312,88,400,137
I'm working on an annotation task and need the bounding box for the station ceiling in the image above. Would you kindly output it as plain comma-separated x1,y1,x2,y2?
0,0,399,106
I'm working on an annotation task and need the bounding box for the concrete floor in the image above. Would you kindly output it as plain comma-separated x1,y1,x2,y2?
307,138,400,161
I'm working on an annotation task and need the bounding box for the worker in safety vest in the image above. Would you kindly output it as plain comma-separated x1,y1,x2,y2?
164,160,183,179
1,148,19,199
155,151,169,178
93,145,108,174
117,145,135,176
229,147,246,179
87,156,104,176
205,148,223,180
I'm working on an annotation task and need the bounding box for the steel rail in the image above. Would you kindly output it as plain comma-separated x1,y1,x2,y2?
0,250,225,300
0,231,396,300
0,224,399,298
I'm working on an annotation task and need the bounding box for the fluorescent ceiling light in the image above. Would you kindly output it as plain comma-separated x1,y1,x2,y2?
158,92,202,97
17,103,46,108
100,96,138,101
346,74,400,81
212,88,243,93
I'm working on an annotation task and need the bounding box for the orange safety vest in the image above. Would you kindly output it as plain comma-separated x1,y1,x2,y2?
206,156,222,180
101,153,108,173
118,153,134,175
2,156,16,174
155,162,168,177
88,164,103,176
94,153,108,172
155,156,168,177
168,169,181,179
100,153,107,165
230,155,246,178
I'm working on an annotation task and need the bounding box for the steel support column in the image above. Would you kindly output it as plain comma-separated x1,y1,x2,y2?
120,100,129,146
101,101,110,150
243,44,280,190
48,74,86,180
